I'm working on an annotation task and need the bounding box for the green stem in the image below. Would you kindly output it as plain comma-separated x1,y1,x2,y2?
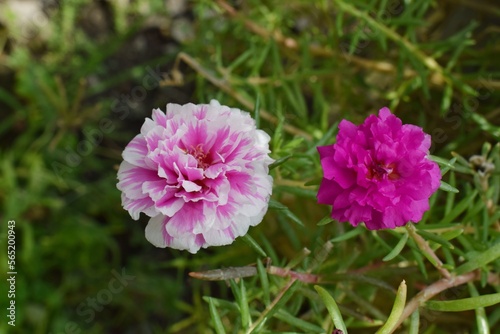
406,223,451,279
333,0,449,85
393,271,482,330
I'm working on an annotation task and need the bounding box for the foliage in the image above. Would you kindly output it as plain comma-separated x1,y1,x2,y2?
0,0,499,333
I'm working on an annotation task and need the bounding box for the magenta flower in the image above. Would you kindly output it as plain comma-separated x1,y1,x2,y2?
317,108,441,230
117,100,273,253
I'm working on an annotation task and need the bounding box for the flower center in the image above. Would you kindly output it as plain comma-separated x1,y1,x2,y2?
367,162,399,180
188,144,210,169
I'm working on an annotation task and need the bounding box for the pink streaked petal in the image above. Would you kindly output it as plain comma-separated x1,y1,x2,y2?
166,202,206,237
205,163,227,179
155,195,185,217
220,133,251,163
144,126,166,152
193,203,217,234
193,105,208,120
121,194,156,220
180,122,210,150
142,180,179,202
157,166,178,184
225,171,252,197
214,202,237,228
145,215,205,253
122,134,149,168
118,100,273,252
184,166,204,181
117,161,159,199
152,108,167,127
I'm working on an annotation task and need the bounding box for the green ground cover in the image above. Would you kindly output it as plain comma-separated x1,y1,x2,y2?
0,0,499,333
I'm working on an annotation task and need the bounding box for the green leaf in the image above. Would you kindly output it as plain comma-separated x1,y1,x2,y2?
257,259,270,306
440,83,453,115
429,155,456,168
241,234,267,257
330,227,364,242
439,180,459,193
253,93,261,128
249,280,301,333
274,309,325,333
239,279,250,329
445,171,457,215
438,190,478,225
275,185,317,199
269,155,292,170
207,297,227,334
383,232,409,261
314,285,348,334
425,293,500,312
229,279,242,308
203,296,239,312
317,216,334,226
375,280,407,334
416,229,454,249
468,283,490,334
409,309,420,334
441,228,464,241
455,242,500,275
268,199,304,226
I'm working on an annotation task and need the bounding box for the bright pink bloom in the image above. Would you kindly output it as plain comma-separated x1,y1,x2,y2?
317,108,441,230
117,100,273,253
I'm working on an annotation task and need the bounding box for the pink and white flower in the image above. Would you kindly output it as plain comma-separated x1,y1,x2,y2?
117,100,273,253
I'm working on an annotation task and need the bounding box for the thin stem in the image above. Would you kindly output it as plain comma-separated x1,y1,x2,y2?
393,271,498,330
189,265,321,284
332,0,447,84
393,271,478,329
267,266,319,284
406,223,451,279
215,0,497,93
247,278,297,333
215,0,405,76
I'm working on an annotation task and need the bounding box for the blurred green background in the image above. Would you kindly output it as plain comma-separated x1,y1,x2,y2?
0,0,499,333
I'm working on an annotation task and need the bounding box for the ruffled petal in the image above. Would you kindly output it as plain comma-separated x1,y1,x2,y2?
317,107,441,230
117,100,274,252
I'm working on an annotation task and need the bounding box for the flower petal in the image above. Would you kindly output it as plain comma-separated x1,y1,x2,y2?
317,107,441,230
117,100,274,251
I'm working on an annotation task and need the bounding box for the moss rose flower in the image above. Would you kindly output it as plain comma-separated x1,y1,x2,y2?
117,100,273,253
317,107,441,230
